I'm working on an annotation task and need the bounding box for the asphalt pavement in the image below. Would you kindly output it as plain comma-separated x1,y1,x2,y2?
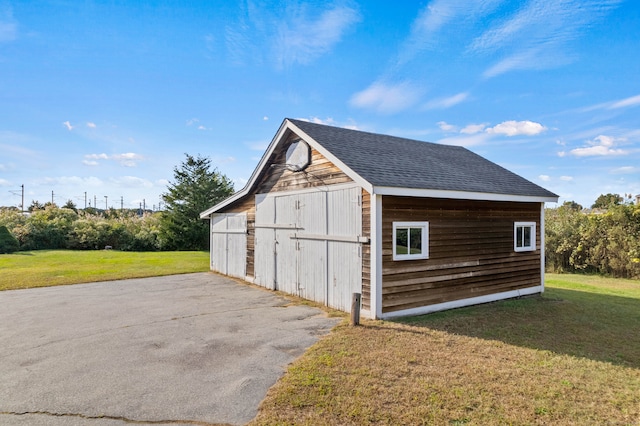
0,273,340,425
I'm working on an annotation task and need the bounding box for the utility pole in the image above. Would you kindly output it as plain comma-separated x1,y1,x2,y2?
51,190,54,204
104,195,108,210
94,195,97,209
143,198,146,212
120,196,123,210
21,184,24,213
84,192,87,209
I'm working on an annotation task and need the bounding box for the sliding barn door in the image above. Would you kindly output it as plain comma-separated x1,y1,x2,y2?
253,185,363,311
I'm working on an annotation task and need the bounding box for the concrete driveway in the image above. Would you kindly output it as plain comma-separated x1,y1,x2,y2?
0,273,340,425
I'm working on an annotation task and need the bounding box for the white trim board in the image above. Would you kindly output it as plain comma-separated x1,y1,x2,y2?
379,286,543,319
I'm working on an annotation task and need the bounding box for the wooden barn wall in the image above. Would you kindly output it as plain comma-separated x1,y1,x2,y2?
361,190,371,311
225,197,255,278
256,133,353,194
218,131,355,281
381,196,541,313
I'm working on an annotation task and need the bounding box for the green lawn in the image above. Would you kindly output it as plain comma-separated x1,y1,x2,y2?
0,250,209,291
252,273,640,425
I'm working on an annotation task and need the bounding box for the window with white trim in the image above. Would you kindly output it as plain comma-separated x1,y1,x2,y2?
393,222,429,261
514,222,536,252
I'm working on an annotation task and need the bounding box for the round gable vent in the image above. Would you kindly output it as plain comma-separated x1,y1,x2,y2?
285,140,311,171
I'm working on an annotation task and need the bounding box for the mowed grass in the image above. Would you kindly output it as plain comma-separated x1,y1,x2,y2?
0,250,209,291
251,274,640,425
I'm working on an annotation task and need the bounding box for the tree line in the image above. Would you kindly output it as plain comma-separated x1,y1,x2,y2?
0,154,233,254
545,197,640,279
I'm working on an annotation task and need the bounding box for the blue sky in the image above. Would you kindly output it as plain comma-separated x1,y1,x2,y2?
1,0,638,210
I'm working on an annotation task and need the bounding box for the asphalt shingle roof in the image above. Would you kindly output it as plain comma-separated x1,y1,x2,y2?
289,118,558,199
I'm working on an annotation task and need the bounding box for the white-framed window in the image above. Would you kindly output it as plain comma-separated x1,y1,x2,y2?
393,222,429,261
514,222,536,252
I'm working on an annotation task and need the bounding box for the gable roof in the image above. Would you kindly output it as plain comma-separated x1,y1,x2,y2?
289,118,557,199
201,118,558,217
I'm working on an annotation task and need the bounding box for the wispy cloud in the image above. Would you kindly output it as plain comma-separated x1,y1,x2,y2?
470,0,622,78
397,0,503,66
423,92,469,110
226,2,360,69
109,176,153,188
274,5,361,68
583,93,640,112
62,121,74,131
350,81,424,114
0,5,17,43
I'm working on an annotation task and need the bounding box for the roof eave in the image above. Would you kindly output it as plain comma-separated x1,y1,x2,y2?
199,118,376,218
199,119,292,218
372,186,559,203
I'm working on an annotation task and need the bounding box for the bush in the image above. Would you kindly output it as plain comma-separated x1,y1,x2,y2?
0,225,19,254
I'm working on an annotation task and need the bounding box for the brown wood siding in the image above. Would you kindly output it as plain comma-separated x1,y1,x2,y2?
255,133,353,194
381,196,541,313
217,131,355,282
361,189,371,311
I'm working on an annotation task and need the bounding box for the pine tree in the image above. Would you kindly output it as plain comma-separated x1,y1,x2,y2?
159,154,234,250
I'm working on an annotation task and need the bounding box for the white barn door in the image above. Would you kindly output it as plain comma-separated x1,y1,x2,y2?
254,185,362,311
255,194,276,289
210,213,247,279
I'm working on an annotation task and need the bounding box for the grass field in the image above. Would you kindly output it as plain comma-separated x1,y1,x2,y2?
0,249,209,291
251,274,640,425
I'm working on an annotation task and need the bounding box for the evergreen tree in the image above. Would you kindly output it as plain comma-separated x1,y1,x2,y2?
159,154,234,250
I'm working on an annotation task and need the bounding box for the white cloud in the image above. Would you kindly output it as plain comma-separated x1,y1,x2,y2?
197,125,207,130
350,81,423,114
460,123,487,135
569,135,628,157
296,117,361,130
539,175,551,182
436,132,493,147
86,122,96,128
62,121,74,131
85,153,109,160
263,116,269,121
84,152,143,167
486,120,547,136
423,92,469,109
186,118,199,126
437,121,457,132
560,176,574,182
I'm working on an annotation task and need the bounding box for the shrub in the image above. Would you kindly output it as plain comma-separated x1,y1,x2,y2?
0,225,19,254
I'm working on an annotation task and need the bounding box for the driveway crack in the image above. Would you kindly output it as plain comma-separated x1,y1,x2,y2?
0,410,230,425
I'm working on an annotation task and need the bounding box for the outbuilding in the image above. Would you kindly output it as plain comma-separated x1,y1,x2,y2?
200,118,559,319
